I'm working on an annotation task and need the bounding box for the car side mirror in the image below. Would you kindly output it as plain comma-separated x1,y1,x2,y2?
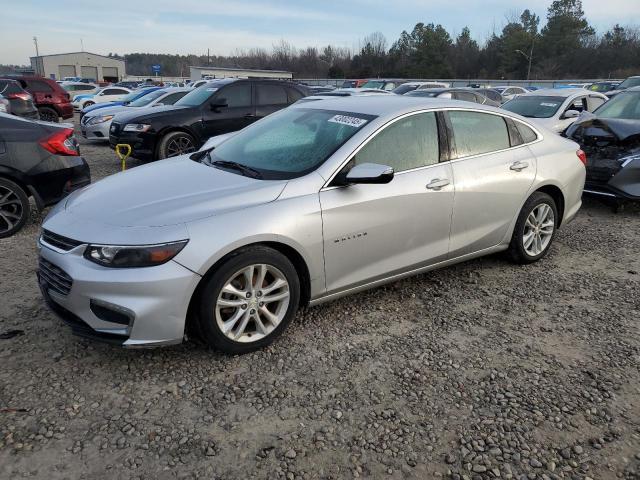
210,98,228,111
345,163,394,184
562,109,580,119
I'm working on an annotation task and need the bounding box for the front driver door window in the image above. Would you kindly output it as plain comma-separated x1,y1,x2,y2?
201,83,254,138
320,111,455,294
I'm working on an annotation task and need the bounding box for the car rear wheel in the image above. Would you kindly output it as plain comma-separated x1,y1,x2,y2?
0,178,30,238
158,131,197,159
196,246,300,354
38,107,58,123
508,192,557,264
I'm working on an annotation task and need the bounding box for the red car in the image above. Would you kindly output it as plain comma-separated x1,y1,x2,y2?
3,76,73,122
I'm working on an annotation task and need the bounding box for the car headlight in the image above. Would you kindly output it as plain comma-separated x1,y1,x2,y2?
84,240,188,268
123,123,151,132
87,115,114,126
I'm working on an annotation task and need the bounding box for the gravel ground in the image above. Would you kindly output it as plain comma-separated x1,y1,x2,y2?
1,114,639,480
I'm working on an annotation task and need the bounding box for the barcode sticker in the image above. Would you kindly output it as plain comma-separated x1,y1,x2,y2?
328,115,368,127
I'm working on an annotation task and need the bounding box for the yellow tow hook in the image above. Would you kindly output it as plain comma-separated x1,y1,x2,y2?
115,144,132,172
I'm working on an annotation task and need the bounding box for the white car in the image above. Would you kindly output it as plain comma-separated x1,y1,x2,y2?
72,87,132,111
392,81,450,94
501,88,608,133
61,81,100,100
492,86,529,102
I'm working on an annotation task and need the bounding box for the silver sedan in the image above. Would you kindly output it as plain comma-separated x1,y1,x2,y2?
38,96,586,353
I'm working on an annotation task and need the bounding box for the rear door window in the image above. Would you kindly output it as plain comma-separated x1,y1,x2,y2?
448,111,510,158
26,80,53,92
257,85,288,106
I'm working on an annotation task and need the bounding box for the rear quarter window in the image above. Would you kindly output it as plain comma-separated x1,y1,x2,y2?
515,122,538,143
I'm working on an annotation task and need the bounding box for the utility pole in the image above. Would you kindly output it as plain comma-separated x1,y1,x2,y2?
515,40,534,81
33,36,41,75
80,38,84,52
207,48,210,65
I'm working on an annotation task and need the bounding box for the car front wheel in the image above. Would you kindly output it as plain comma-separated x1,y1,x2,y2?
196,246,300,354
0,178,30,238
508,191,558,264
157,131,196,159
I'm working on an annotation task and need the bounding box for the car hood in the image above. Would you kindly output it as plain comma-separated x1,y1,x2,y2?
566,113,640,143
111,105,189,124
62,156,288,228
84,101,122,113
84,105,131,118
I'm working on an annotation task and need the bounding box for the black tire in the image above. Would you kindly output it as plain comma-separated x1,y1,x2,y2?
0,178,30,238
196,246,301,354
157,131,196,160
82,101,94,109
38,106,59,123
508,191,558,264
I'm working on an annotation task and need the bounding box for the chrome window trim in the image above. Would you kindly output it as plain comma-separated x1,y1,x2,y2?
321,107,543,190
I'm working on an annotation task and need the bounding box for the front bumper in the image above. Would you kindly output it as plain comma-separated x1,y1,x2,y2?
80,118,111,140
37,238,201,347
59,102,74,119
109,129,155,160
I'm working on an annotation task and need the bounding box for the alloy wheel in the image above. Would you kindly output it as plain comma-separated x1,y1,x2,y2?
523,203,555,257
166,136,195,157
0,185,24,235
215,264,291,343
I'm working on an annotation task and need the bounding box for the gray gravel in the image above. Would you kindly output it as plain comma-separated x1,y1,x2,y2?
1,114,639,479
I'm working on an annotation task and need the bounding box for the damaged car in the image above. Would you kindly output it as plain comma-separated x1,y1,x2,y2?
566,87,640,207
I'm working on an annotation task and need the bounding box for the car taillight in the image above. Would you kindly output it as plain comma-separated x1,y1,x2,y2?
577,149,587,166
7,92,32,101
39,128,79,156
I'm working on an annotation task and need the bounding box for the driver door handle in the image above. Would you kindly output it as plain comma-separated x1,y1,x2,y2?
426,178,450,190
510,161,529,171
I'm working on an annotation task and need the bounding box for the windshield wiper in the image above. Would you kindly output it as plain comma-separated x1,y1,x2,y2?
212,160,262,179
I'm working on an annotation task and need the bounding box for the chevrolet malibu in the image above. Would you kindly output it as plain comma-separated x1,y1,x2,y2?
38,97,586,353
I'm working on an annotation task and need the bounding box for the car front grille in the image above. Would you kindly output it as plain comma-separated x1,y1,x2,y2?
41,229,83,251
38,258,73,296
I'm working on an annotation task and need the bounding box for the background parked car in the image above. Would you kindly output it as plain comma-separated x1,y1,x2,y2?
492,85,529,101
0,78,39,119
341,79,368,88
361,79,406,91
2,75,73,122
477,88,504,104
61,81,100,100
307,85,336,94
604,75,640,98
0,113,90,237
80,87,163,118
405,88,500,106
72,87,131,111
392,81,450,94
566,87,640,207
80,87,190,141
109,78,309,160
588,81,620,93
114,81,141,89
0,94,9,114
501,88,608,133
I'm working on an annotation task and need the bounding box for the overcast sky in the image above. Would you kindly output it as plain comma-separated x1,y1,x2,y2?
2,0,638,64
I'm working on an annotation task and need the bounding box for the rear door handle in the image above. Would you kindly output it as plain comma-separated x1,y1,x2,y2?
426,178,450,190
510,161,529,171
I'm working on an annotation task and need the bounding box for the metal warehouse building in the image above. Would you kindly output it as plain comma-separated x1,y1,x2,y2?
190,66,292,80
30,52,125,82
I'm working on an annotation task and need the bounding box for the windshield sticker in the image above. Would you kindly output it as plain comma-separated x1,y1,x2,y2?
206,87,219,92
328,115,368,128
540,102,559,107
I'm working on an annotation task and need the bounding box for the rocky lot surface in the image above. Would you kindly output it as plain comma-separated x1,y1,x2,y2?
0,115,639,479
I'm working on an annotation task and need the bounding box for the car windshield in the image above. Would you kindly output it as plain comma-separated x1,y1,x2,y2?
594,91,640,120
209,108,376,180
120,91,143,102
392,84,418,95
361,81,384,89
617,77,640,89
128,90,166,107
175,83,224,106
501,96,564,118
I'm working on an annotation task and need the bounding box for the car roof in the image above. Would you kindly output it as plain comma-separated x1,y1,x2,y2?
291,94,502,118
518,88,597,97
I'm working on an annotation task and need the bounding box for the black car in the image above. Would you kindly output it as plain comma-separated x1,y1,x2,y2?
0,114,90,237
109,79,309,160
405,88,501,107
566,87,640,208
0,78,39,119
588,81,620,94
